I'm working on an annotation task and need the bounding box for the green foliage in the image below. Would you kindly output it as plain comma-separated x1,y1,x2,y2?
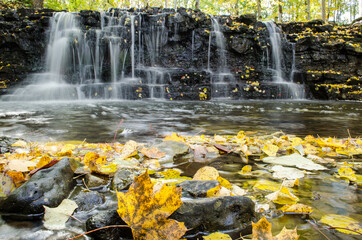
0,0,33,10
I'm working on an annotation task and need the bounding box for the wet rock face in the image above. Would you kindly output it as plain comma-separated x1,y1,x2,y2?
0,8,360,100
178,180,220,198
0,158,75,220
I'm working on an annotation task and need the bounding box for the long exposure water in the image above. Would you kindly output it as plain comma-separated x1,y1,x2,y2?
0,100,361,143
0,99,361,240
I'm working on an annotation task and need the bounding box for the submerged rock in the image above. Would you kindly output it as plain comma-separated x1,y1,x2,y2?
0,158,75,220
156,140,189,163
171,196,256,238
86,210,133,240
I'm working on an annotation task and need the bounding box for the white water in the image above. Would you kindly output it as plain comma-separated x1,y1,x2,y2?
264,21,305,99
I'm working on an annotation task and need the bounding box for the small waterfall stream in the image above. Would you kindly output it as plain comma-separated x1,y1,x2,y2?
264,21,305,99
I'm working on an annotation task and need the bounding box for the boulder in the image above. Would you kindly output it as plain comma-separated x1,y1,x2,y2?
72,191,105,212
171,196,256,238
0,158,75,220
177,180,220,198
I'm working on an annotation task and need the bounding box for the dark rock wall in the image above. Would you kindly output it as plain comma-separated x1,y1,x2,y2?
0,8,361,100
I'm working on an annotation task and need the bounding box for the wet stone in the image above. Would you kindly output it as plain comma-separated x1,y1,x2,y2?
0,158,75,220
72,191,105,212
177,180,220,198
111,168,140,191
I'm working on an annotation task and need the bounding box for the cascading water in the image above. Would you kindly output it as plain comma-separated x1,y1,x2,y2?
264,21,305,99
207,17,235,98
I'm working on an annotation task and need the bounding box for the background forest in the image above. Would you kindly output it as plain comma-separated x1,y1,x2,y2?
0,0,361,24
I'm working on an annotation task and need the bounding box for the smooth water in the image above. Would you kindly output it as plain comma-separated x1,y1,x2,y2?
0,100,361,240
0,100,361,143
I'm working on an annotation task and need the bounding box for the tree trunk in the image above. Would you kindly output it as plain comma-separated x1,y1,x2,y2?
165,0,168,8
278,0,283,22
321,0,326,22
235,0,239,15
33,0,43,9
359,0,362,17
307,0,311,20
257,0,262,20
195,0,200,9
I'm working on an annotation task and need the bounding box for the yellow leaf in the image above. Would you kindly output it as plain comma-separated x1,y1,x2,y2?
163,133,185,143
206,185,222,197
273,227,299,240
253,180,281,192
203,232,232,239
99,164,119,175
252,216,273,239
57,150,73,157
291,137,303,147
8,160,36,172
336,167,357,182
120,140,138,159
279,204,313,214
214,135,226,143
83,152,99,166
266,187,299,205
6,171,25,188
141,147,165,159
117,172,187,239
262,144,279,157
60,144,76,152
320,214,362,235
36,155,52,168
217,176,232,189
11,140,28,148
193,166,219,181
241,165,252,174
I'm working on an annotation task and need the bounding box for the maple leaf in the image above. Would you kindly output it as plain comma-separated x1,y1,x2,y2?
116,171,187,240
252,216,299,240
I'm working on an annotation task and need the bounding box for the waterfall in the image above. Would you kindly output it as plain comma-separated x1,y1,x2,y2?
264,21,305,99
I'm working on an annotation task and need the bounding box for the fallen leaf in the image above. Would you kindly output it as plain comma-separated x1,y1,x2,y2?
217,176,232,189
193,166,219,181
279,204,313,214
8,160,36,172
120,140,138,159
83,152,99,166
141,147,165,159
262,153,327,171
11,140,28,148
320,214,362,235
241,165,252,174
336,166,357,182
203,232,232,239
117,172,187,239
252,216,273,239
163,133,185,143
0,173,15,197
43,199,78,230
6,171,25,188
36,155,52,168
271,165,305,180
266,187,299,205
262,144,279,157
273,227,299,240
253,180,281,192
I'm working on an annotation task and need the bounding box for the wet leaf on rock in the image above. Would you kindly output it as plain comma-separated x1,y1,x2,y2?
193,166,219,181
8,160,36,172
262,144,279,157
141,147,165,159
163,133,186,143
279,204,313,214
335,166,357,182
116,171,187,240
43,199,78,230
266,187,299,205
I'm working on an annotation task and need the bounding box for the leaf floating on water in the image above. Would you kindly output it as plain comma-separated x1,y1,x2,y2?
271,165,305,180
116,171,187,240
252,216,299,240
336,166,357,182
203,232,232,240
279,204,313,214
43,199,78,230
0,173,15,197
320,214,362,235
252,216,273,239
266,187,299,205
262,153,327,171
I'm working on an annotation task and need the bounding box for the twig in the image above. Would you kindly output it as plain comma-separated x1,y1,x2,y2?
113,119,124,145
307,220,331,240
192,129,206,137
149,125,158,137
347,129,352,139
67,225,129,240
69,215,83,223
82,178,90,191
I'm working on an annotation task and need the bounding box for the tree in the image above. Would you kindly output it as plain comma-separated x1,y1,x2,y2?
195,0,199,9
33,0,43,8
257,0,261,20
306,0,311,20
321,0,326,22
278,0,283,22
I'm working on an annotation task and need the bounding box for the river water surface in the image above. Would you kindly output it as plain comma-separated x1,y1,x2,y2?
0,100,361,240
